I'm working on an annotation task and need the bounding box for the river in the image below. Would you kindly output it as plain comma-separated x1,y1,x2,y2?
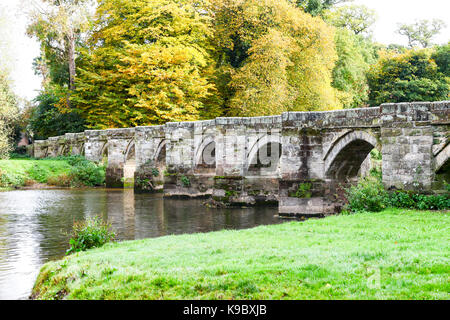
0,188,281,300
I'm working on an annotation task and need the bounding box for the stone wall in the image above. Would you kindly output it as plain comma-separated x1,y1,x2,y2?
30,101,449,215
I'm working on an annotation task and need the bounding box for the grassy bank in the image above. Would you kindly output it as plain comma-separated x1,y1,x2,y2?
32,209,449,300
0,156,105,189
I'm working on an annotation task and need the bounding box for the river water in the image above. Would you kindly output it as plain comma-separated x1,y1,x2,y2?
0,189,281,300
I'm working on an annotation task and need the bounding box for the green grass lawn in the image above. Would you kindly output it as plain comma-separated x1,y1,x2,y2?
32,209,449,300
0,158,73,188
0,157,105,188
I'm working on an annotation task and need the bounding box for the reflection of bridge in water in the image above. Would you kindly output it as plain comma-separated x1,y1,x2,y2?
31,101,450,215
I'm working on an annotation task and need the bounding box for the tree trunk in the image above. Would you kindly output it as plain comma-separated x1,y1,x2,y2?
67,31,76,91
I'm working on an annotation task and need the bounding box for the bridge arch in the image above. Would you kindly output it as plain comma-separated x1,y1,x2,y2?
435,143,450,173
124,140,135,162
123,140,136,187
247,135,282,175
194,136,216,173
153,140,166,163
60,144,70,156
324,131,379,179
79,143,85,157
100,141,109,165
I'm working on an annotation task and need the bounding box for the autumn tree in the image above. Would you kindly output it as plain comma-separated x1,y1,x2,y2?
211,0,340,116
73,0,216,128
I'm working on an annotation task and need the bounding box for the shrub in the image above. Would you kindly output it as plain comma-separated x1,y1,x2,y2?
388,191,449,211
180,175,190,187
345,176,388,212
71,162,105,187
346,175,450,212
0,169,25,188
66,217,115,255
151,168,159,177
290,183,312,198
47,174,73,187
28,164,49,183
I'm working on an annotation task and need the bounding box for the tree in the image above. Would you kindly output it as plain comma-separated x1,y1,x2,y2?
432,42,450,77
212,0,340,116
0,70,19,158
397,19,447,48
324,4,377,37
27,0,94,91
367,49,449,106
72,0,216,128
292,0,349,16
29,88,86,140
332,29,376,108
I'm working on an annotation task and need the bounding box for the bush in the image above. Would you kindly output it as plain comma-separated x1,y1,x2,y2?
71,162,105,187
45,155,106,187
47,174,73,187
66,217,115,255
346,176,450,212
0,168,25,188
181,175,190,187
388,191,449,211
345,176,388,212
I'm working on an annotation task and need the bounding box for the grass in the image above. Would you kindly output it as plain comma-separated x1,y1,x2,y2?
32,208,449,300
0,156,105,188
0,158,73,188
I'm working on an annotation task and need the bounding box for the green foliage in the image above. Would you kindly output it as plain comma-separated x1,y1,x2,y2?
290,183,312,198
151,168,159,177
293,0,349,16
65,156,105,187
432,42,450,76
66,217,116,255
0,69,19,159
0,156,105,188
388,191,449,211
180,175,190,187
331,29,376,108
345,176,388,212
370,149,382,160
29,90,85,140
346,175,450,212
367,49,449,106
324,4,377,37
0,168,25,188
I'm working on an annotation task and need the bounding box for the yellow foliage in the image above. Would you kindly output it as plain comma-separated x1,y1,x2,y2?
72,0,216,129
212,0,341,116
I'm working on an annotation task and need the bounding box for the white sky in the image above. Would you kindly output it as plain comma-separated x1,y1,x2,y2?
0,0,449,103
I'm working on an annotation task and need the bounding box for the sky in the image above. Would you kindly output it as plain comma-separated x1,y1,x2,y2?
0,0,449,104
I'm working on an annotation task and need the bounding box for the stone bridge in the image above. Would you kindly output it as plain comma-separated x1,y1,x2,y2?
32,101,450,215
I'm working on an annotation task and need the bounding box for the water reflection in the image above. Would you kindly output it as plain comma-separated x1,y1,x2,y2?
0,189,280,300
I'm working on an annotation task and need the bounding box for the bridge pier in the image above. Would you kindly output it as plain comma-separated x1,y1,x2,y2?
212,116,281,206
134,126,166,193
163,121,216,198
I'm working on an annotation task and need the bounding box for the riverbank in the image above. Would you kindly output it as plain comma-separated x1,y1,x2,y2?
32,208,449,300
0,157,105,189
